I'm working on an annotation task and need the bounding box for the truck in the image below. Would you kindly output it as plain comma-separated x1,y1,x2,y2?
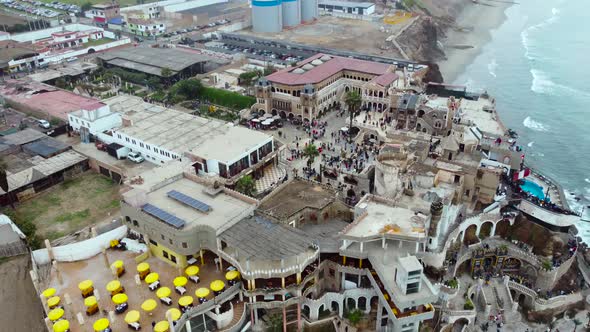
106,143,129,160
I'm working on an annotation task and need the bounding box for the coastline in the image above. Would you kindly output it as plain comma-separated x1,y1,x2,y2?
437,0,514,84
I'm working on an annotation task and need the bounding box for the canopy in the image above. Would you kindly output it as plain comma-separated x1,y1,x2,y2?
225,270,240,281
141,299,157,312
185,265,199,276
48,307,64,321
195,287,210,298
262,120,273,125
210,280,225,292
84,296,97,307
93,318,110,331
106,280,121,292
173,276,187,287
251,118,260,122
112,293,128,305
42,288,56,298
154,321,170,332
156,286,171,299
167,308,181,321
178,296,193,307
137,262,150,273
273,115,281,120
125,310,140,324
78,279,93,291
47,296,61,308
52,320,69,332
145,272,159,284
112,260,124,269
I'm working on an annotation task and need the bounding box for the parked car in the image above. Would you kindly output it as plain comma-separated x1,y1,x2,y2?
127,151,144,163
38,119,50,129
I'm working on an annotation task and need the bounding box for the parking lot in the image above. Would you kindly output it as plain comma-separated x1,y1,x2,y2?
0,0,79,18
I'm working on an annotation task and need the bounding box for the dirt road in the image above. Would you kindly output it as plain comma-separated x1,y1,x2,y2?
0,255,45,332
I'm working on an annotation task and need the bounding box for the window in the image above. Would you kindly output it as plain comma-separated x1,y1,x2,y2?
161,234,165,241
133,220,139,227
140,143,144,148
154,148,158,153
162,250,169,259
125,216,130,223
149,239,157,246
132,139,136,145
182,242,188,248
170,255,177,263
117,134,122,139
126,137,130,142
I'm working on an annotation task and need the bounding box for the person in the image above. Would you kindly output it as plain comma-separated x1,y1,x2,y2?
152,321,156,328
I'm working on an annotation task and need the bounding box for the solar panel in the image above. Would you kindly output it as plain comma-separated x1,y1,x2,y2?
166,190,211,213
142,203,186,229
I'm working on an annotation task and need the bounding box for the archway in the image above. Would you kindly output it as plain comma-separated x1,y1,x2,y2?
288,113,294,119
479,221,494,239
453,318,469,331
331,301,339,313
271,109,278,116
378,91,383,98
463,224,478,245
418,110,425,118
279,111,286,118
416,123,422,132
346,298,356,310
495,219,511,238
259,110,266,115
357,297,367,310
302,304,310,319
87,48,96,54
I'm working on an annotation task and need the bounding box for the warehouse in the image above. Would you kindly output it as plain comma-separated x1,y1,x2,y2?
318,0,375,15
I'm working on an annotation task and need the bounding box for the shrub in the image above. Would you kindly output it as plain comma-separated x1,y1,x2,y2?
463,299,474,310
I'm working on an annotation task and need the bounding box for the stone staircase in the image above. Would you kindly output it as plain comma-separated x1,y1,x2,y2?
220,302,246,332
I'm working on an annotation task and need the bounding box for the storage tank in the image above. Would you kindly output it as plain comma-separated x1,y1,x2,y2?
282,0,300,27
252,0,283,33
300,0,317,23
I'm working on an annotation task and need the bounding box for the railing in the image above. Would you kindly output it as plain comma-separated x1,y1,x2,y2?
252,296,300,309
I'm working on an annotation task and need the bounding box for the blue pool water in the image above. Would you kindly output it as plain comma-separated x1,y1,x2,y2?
520,179,546,201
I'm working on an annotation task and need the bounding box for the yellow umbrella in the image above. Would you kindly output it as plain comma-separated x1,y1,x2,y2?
145,272,159,284
137,262,150,273
48,307,64,321
112,293,128,305
210,280,225,292
178,296,193,307
52,320,69,332
195,287,210,298
42,287,56,298
173,276,187,287
156,286,171,299
125,310,140,324
78,280,93,291
166,308,181,321
185,265,199,276
93,318,110,331
106,280,121,293
84,296,97,307
112,260,124,269
225,270,240,281
141,299,157,312
47,296,61,308
154,321,170,332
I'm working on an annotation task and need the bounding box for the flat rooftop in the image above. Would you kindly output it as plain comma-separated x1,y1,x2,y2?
457,97,504,137
28,62,97,82
319,0,375,8
257,179,338,220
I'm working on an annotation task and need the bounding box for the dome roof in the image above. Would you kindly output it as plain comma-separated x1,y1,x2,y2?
292,68,305,74
311,59,323,66
302,64,315,70
320,55,332,61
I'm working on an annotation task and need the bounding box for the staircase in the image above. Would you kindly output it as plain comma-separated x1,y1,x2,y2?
220,302,246,332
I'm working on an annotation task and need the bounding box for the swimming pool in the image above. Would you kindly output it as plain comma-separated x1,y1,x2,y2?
520,179,546,201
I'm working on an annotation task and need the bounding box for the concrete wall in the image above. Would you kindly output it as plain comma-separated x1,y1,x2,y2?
10,23,101,42
163,0,227,12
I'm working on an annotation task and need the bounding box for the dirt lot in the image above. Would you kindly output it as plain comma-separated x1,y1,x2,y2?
12,172,120,241
0,255,45,332
0,12,27,28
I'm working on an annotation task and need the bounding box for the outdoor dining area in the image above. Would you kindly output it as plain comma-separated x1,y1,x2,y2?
248,113,283,131
38,248,242,332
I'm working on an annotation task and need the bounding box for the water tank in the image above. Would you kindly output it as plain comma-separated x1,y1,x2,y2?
300,0,317,23
282,0,300,27
252,0,283,33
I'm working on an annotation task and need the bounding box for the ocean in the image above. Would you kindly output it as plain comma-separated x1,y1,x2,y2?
453,0,590,240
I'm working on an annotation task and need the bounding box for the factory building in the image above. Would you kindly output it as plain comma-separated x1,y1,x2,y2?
252,0,318,33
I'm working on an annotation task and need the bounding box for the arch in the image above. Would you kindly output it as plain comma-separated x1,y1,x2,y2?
271,109,278,116
378,91,383,98
417,109,425,118
416,123,422,132
517,293,526,306
495,218,511,238
259,109,266,115
453,318,469,330
279,111,286,119
463,224,478,245
302,304,310,318
346,298,356,309
318,304,325,313
87,48,96,54
345,86,350,92
357,296,367,310
331,301,339,312
288,113,294,119
479,221,494,239
125,216,131,223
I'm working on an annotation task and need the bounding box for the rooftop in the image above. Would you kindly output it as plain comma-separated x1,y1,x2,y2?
257,179,338,220
371,72,399,87
318,0,375,8
28,62,97,82
456,97,504,137
0,42,38,67
266,53,391,86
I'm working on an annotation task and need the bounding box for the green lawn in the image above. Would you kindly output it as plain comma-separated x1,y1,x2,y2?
84,37,115,47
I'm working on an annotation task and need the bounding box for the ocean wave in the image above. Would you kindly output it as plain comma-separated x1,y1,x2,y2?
527,141,534,147
487,59,497,78
521,8,561,60
530,69,590,98
523,116,549,132
585,178,590,184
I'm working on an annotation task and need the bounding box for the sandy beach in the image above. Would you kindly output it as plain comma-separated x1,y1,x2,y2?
437,0,514,83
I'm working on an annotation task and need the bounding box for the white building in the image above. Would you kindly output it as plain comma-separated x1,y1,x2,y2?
68,103,121,136
318,0,375,16
126,18,166,37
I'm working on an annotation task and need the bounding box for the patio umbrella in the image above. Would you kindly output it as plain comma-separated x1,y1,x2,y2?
154,321,170,332
185,265,199,276
42,288,56,298
47,296,61,309
195,287,210,298
178,296,193,307
125,310,140,324
84,296,97,308
166,308,181,321
262,120,273,126
225,270,240,281
137,262,150,273
173,276,188,287
340,127,349,131
93,318,110,331
145,272,159,284
156,287,171,299
112,260,124,269
210,280,225,292
273,115,281,120
106,280,121,293
52,320,69,332
141,299,157,312
112,293,128,305
251,118,260,123
78,280,93,292
47,307,64,321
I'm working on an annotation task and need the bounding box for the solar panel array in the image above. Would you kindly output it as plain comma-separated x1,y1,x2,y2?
142,203,186,229
166,190,211,213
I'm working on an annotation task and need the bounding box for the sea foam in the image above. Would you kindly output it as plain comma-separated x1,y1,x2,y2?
523,116,549,132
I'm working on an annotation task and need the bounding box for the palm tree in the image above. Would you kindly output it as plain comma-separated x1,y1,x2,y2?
344,90,361,143
303,144,319,168
235,175,256,197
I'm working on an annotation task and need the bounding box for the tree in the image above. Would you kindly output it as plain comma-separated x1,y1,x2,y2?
147,76,162,90
303,144,319,168
160,67,173,78
346,309,363,326
81,2,92,12
169,79,203,100
267,313,283,332
344,90,361,143
55,77,67,89
235,175,256,197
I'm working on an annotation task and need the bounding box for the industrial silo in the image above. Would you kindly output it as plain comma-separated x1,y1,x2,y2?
282,0,301,27
300,0,317,23
252,0,283,33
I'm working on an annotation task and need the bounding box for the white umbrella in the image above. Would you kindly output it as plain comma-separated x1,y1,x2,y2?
262,120,273,125
340,127,349,131
273,115,281,120
251,118,260,122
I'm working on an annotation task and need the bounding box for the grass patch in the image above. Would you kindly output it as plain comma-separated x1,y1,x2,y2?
84,38,115,48
54,209,90,223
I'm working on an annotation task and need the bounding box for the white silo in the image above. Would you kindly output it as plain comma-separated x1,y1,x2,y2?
300,0,317,23
252,0,283,33
282,0,301,27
